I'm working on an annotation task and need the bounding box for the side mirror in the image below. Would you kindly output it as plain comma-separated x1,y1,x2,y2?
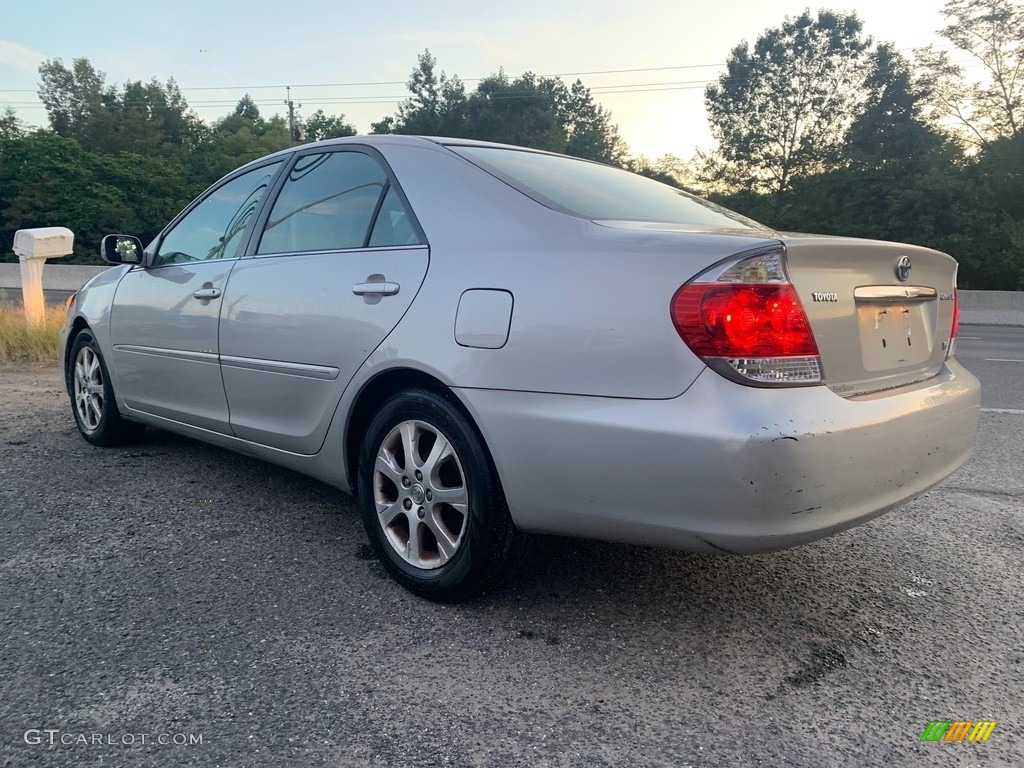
100,234,143,265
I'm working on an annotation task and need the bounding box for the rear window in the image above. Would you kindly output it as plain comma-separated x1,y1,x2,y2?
449,145,761,229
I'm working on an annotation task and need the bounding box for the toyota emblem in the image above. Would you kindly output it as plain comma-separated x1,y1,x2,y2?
895,255,912,282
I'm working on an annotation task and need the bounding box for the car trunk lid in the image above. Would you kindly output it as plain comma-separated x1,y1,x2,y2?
782,235,958,397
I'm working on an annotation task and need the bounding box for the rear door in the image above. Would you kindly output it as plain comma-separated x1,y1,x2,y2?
218,148,429,454
110,161,282,431
783,236,959,396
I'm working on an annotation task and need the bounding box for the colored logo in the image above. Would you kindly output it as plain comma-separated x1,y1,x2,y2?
920,720,997,742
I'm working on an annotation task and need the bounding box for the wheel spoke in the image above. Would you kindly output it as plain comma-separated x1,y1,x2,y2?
431,485,468,513
424,513,457,562
399,421,419,469
377,500,406,527
374,454,404,486
406,519,422,561
85,350,100,382
422,433,453,479
87,395,103,428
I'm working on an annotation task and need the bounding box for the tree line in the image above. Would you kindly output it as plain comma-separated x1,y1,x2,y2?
1,0,1021,289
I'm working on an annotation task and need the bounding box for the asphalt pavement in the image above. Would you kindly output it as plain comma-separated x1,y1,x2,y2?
0,326,1021,768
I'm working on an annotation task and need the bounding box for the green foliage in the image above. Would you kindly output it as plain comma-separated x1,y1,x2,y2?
0,131,191,263
381,50,468,136
376,50,627,163
38,58,204,155
848,44,953,168
704,10,872,215
0,44,1019,289
0,108,22,140
2,66,349,264
461,70,566,151
302,109,357,142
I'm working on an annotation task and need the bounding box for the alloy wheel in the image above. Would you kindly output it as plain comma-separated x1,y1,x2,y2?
372,419,469,569
73,345,105,432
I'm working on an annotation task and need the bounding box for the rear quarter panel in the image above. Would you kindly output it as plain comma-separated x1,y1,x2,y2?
375,142,782,399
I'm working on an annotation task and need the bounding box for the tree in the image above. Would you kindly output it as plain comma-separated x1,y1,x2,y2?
37,58,202,155
373,50,628,163
38,57,113,143
916,0,1024,147
187,103,289,188
960,131,1024,288
0,131,192,264
302,109,356,142
704,10,872,219
626,154,694,189
374,49,467,136
559,79,627,164
0,108,22,140
461,70,566,151
847,44,953,168
118,77,203,152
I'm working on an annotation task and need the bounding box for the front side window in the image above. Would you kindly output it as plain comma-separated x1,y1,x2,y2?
155,162,282,266
258,151,415,254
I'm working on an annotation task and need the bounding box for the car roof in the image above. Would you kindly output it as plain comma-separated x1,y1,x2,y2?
226,134,564,182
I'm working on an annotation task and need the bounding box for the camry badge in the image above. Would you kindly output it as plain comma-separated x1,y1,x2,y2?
895,255,912,282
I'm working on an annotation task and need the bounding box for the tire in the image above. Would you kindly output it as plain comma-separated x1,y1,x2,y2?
356,388,524,601
68,330,145,446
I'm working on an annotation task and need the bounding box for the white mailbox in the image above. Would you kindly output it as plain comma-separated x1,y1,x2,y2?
12,227,75,326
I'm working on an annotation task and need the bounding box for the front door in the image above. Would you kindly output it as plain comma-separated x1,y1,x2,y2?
110,160,283,432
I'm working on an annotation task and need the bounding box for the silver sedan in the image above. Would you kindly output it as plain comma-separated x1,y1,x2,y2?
60,136,981,600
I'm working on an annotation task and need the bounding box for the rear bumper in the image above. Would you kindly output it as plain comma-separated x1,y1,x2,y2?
455,359,980,553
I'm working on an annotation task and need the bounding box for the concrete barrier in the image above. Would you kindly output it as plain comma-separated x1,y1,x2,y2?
0,263,113,293
958,290,1024,326
0,265,1022,326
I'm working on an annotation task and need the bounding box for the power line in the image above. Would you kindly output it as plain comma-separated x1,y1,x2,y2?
0,42,973,95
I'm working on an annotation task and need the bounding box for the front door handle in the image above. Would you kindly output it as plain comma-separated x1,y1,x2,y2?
352,282,400,296
193,287,222,300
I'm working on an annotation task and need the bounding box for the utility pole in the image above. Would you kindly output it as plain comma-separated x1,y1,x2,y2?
285,86,302,146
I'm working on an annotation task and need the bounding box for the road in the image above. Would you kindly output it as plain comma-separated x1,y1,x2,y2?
1,326,1021,767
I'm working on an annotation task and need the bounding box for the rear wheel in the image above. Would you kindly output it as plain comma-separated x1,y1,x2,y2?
69,330,145,446
356,388,524,601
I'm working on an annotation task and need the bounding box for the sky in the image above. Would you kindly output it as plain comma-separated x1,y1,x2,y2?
0,0,968,160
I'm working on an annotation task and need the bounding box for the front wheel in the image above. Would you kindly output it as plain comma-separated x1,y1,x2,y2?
68,330,145,446
356,388,524,601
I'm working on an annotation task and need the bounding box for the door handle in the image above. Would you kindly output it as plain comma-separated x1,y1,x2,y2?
352,282,400,296
193,287,222,300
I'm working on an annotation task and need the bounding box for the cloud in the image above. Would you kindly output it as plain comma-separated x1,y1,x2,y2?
0,39,47,71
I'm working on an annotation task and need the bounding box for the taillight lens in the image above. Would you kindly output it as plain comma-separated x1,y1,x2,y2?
947,287,959,358
671,249,823,386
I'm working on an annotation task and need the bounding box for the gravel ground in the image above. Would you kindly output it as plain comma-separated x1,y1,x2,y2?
0,361,1021,768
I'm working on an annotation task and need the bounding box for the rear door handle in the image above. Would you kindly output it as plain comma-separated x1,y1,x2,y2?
352,282,400,296
193,287,222,300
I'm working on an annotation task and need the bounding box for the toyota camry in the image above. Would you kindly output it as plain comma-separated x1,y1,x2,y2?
60,135,981,600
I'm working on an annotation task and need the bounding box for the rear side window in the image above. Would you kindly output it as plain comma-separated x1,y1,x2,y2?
257,151,419,254
450,146,761,229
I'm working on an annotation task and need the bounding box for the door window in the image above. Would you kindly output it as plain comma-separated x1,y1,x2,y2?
155,162,282,266
256,151,419,254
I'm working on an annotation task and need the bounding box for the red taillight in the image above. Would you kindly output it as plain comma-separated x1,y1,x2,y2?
670,248,822,386
672,283,819,358
951,288,960,340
